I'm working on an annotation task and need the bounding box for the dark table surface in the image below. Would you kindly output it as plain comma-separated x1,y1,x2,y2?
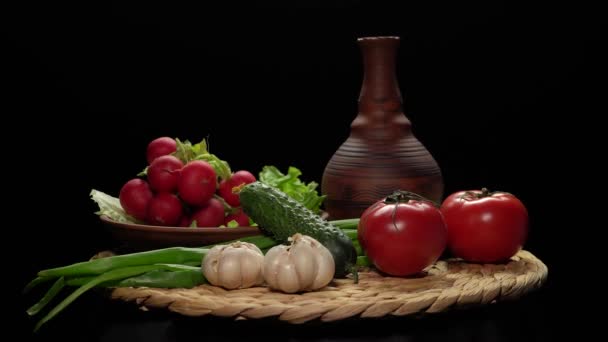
19,270,564,342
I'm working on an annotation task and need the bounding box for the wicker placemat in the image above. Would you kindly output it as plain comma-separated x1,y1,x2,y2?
111,250,547,323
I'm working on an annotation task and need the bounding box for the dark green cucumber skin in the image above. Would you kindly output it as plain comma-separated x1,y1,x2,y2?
240,182,357,278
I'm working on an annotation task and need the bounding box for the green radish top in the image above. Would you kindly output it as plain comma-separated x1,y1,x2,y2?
239,181,357,278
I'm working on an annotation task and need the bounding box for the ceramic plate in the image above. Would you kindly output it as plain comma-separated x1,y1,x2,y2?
100,215,261,250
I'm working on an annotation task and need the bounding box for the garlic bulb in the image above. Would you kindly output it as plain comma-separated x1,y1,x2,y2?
263,233,335,293
202,241,265,290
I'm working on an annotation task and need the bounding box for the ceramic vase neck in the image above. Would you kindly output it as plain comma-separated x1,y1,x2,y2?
352,36,410,139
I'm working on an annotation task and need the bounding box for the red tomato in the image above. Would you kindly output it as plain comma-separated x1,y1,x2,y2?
440,188,529,263
358,191,448,277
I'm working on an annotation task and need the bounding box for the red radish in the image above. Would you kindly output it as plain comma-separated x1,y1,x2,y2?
147,155,183,192
191,198,225,227
218,170,257,207
224,208,250,227
146,137,177,164
179,215,193,227
119,178,153,221
178,160,217,206
146,193,183,226
231,170,256,186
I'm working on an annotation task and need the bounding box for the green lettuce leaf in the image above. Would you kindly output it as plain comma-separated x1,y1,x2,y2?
259,166,326,213
90,189,140,223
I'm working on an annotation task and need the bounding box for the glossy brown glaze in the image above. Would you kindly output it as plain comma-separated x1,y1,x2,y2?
100,216,261,251
322,36,443,219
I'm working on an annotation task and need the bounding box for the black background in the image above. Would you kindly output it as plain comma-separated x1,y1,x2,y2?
5,1,605,340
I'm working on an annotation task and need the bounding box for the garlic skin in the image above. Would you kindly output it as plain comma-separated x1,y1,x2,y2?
263,234,335,293
202,241,265,290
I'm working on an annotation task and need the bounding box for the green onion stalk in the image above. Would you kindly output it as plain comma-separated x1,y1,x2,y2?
24,219,366,331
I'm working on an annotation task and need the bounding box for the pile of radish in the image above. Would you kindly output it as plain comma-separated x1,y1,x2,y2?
118,137,256,228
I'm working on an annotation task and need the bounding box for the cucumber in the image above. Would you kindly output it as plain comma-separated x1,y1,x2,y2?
240,181,357,278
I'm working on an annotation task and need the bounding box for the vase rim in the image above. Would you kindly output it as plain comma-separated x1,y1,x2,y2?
357,36,400,42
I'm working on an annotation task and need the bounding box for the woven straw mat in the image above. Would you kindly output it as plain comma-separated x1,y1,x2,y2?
111,250,548,323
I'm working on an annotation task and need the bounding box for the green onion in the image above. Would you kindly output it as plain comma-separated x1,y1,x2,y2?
357,256,372,267
38,247,207,278
33,264,202,332
26,277,65,316
23,276,52,294
328,218,359,230
27,222,366,332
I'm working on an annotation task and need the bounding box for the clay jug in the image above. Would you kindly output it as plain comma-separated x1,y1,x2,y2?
321,36,444,219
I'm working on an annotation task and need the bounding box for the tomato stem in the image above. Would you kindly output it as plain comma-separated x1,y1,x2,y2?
384,190,439,233
384,190,438,207
460,187,509,201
